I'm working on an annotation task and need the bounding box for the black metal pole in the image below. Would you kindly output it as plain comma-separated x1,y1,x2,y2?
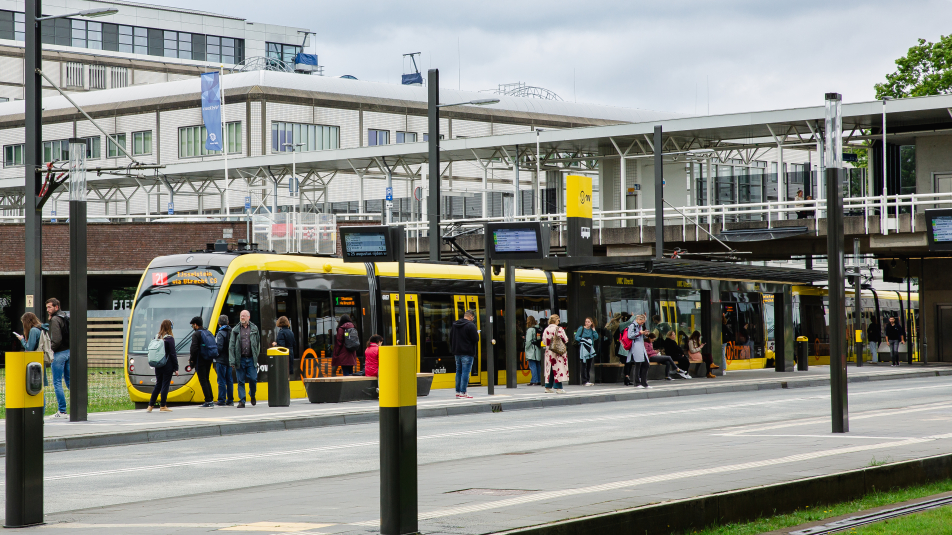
69,200,87,422
483,263,494,395
827,166,848,433
427,69,440,262
854,239,863,368
921,257,927,364
505,261,516,388
394,226,407,344
24,0,42,318
907,258,913,365
654,125,663,259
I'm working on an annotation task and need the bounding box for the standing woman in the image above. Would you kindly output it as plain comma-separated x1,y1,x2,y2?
15,313,53,395
149,319,179,412
524,316,543,386
542,314,569,393
628,314,651,388
575,317,599,387
272,316,297,373
333,314,358,376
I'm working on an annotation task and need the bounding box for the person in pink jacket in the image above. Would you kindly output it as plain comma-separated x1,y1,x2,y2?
364,335,382,377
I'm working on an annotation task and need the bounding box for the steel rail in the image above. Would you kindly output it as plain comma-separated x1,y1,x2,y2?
789,495,952,534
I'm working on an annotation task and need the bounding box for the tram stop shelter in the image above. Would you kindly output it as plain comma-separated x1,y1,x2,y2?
510,254,828,384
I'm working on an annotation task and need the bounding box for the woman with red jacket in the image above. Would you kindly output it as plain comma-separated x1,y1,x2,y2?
333,314,359,376
364,335,382,377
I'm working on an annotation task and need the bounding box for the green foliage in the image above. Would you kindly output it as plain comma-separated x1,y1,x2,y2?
875,36,952,99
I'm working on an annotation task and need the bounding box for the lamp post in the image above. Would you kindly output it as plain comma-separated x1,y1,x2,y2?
282,142,304,213
67,138,88,422
825,92,848,433
23,0,117,319
881,96,892,233
425,67,498,261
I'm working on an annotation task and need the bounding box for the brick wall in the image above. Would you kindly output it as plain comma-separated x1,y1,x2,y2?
0,222,248,273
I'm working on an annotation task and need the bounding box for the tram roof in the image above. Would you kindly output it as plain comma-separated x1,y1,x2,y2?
515,256,827,286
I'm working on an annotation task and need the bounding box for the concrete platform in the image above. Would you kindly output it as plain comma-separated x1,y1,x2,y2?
4,363,950,455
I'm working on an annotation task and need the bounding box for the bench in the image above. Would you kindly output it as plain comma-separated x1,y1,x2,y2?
594,363,624,384
303,373,434,403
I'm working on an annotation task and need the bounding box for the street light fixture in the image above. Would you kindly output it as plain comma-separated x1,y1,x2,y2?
35,7,118,21
67,138,88,424
427,68,499,261
824,92,848,434
282,142,304,213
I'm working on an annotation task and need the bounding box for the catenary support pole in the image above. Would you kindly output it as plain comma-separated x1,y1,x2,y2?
505,261,516,388
855,239,863,368
654,125,663,259
825,92,848,433
24,0,42,319
69,199,87,422
427,69,440,262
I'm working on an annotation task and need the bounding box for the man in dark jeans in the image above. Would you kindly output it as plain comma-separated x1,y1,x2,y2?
214,314,234,406
189,316,215,408
884,316,906,367
867,319,882,362
449,310,480,399
228,310,260,408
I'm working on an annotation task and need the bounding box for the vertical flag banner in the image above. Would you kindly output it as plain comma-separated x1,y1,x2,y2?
201,71,223,152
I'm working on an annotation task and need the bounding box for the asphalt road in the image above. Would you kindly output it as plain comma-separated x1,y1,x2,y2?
4,375,952,534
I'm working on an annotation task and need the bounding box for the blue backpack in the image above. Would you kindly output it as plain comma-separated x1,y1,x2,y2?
199,329,219,360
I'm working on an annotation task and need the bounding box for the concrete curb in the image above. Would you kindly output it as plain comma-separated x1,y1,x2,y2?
492,452,952,535
5,367,951,456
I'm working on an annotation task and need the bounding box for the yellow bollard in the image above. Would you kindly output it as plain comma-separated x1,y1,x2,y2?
5,351,45,527
378,345,417,535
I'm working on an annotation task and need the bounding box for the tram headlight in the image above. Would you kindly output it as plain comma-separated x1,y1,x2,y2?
129,363,135,373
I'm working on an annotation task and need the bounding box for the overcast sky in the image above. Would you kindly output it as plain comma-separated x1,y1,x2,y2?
164,0,952,115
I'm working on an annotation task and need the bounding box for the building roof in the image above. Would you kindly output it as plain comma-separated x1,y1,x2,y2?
87,0,247,21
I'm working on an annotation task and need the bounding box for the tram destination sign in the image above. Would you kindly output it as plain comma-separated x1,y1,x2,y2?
339,225,396,262
926,208,952,251
485,221,546,261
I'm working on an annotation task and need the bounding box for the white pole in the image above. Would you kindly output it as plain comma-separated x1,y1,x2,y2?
882,99,888,234
221,64,229,217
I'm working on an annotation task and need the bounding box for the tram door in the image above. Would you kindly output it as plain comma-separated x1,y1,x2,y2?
454,295,482,385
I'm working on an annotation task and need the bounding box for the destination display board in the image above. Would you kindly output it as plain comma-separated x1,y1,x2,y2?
485,221,545,261
926,209,952,251
339,226,396,262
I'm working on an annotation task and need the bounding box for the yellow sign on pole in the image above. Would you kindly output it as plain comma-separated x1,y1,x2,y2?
566,175,593,219
855,330,863,343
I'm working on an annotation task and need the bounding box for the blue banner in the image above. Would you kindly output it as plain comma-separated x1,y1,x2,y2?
201,72,223,152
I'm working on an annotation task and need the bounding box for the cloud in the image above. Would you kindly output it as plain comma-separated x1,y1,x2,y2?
161,0,952,114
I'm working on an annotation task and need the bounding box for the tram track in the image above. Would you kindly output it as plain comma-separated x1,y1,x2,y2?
789,495,952,534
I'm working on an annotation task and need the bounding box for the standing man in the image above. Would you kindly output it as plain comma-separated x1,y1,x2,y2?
189,316,215,408
867,318,882,363
449,309,480,399
229,310,260,408
885,316,906,367
46,298,70,418
214,314,234,406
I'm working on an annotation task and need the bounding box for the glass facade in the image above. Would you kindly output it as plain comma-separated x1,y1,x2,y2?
271,122,340,153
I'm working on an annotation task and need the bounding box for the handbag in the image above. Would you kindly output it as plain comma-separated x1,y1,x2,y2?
688,351,703,363
548,329,567,356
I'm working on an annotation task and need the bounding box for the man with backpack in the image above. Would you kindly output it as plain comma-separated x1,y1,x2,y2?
189,316,217,408
46,298,70,418
449,310,480,399
214,315,234,406
228,310,260,408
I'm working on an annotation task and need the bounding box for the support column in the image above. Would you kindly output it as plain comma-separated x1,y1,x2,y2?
427,69,441,261
69,200,88,422
505,262,516,388
24,0,42,318
705,285,725,376
654,125,663,259
774,289,794,372
482,264,495,395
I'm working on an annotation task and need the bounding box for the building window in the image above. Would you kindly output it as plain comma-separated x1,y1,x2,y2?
164,31,193,60
89,64,106,89
396,131,417,144
368,129,389,146
65,62,83,87
422,133,444,141
111,66,128,88
107,133,127,158
267,42,302,64
133,26,148,55
0,10,25,41
0,97,8,103
83,136,101,159
4,143,23,167
178,122,241,158
43,140,69,163
132,131,152,156
271,121,340,153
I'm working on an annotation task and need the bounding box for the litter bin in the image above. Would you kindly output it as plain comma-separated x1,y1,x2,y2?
796,336,809,371
267,347,291,407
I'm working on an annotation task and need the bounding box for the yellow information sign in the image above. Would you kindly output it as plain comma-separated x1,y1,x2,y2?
566,175,593,219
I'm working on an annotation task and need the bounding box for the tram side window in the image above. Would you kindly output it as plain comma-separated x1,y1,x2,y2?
420,294,456,374
220,284,260,329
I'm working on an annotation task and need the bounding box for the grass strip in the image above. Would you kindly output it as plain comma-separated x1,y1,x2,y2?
853,505,952,534
688,478,952,535
0,367,134,418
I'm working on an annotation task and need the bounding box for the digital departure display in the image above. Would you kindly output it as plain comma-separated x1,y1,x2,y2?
926,209,952,251
343,232,389,257
493,229,539,254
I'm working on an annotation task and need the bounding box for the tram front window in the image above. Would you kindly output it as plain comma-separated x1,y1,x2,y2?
128,267,224,357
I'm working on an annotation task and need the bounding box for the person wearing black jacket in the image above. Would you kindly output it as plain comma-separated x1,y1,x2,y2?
149,319,179,412
273,316,297,374
214,315,234,406
884,316,906,367
45,298,71,418
867,319,882,363
449,310,480,398
189,316,215,408
662,331,691,377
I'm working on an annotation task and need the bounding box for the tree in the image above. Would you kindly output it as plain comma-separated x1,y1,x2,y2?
875,35,952,99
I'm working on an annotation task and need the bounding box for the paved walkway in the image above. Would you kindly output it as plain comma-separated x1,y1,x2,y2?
4,371,952,534
4,363,949,454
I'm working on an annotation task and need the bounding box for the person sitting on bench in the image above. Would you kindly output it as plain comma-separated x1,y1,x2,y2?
645,333,687,380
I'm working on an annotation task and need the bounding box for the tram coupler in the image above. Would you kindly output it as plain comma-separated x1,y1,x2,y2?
5,351,45,528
